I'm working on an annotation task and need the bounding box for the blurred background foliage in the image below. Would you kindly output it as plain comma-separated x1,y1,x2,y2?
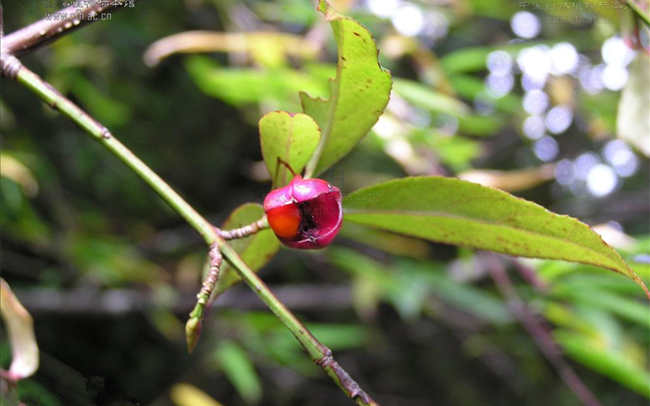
1,0,649,405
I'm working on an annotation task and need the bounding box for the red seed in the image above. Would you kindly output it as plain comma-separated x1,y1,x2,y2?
263,175,343,249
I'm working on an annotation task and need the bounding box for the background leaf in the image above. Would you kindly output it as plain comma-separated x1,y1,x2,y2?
215,340,263,404
301,0,392,176
186,56,327,109
393,78,469,116
554,330,650,397
213,204,280,297
259,112,320,187
170,383,224,406
617,54,650,156
343,177,648,295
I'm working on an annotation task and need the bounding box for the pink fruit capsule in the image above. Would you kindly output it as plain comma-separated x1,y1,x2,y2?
264,175,343,249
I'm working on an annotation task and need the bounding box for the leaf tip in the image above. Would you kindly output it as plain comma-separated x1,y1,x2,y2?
317,0,337,19
632,273,650,300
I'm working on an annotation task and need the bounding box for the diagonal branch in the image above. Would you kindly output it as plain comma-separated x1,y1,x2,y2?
1,42,379,406
2,0,132,56
626,0,650,26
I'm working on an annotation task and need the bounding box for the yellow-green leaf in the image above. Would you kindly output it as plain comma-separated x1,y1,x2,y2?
215,340,262,404
343,177,648,296
302,0,392,176
259,112,320,187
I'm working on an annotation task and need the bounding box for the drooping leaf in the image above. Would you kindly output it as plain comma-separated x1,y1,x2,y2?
259,112,320,187
343,177,648,296
215,340,263,404
0,278,39,380
213,203,280,297
617,54,650,156
301,0,392,177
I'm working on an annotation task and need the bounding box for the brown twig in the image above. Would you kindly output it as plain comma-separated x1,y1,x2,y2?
486,255,602,406
1,0,132,56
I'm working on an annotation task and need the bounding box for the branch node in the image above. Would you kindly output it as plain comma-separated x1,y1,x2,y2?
0,54,23,79
316,348,334,367
99,126,112,139
316,347,376,404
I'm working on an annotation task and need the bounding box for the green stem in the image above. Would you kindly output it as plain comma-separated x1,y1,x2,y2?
8,59,378,406
627,0,650,26
220,243,378,405
14,64,217,245
220,243,326,359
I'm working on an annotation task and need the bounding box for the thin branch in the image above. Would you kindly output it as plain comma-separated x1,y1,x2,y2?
3,60,218,243
2,1,132,56
626,0,650,26
217,216,269,240
1,42,378,406
219,243,380,406
486,255,602,406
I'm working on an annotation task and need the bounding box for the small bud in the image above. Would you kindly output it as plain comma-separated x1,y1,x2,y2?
185,315,202,353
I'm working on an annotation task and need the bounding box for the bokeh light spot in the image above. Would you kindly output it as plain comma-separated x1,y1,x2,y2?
511,11,541,39
586,164,617,197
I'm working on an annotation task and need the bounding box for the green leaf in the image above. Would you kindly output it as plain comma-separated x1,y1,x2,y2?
301,1,392,177
617,54,650,156
339,222,431,258
440,43,532,75
1,278,39,380
259,112,320,187
215,340,262,404
213,203,280,297
343,177,649,296
555,330,650,397
330,248,511,323
552,288,650,329
186,56,327,107
392,78,469,116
